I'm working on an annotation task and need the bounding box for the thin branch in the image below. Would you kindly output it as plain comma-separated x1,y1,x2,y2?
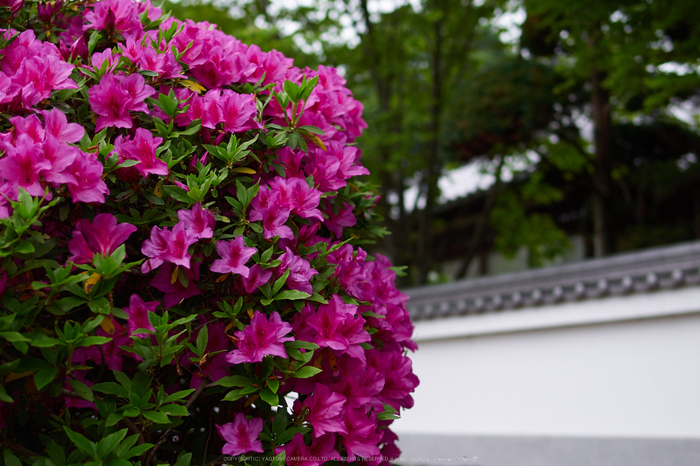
0,436,40,458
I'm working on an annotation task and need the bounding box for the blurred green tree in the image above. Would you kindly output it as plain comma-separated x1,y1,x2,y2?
162,0,700,285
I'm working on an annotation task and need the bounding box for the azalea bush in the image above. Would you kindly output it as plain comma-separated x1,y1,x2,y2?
0,0,419,465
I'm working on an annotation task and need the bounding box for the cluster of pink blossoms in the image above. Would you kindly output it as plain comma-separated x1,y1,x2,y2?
0,0,417,464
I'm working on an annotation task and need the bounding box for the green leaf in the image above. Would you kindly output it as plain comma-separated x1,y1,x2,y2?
271,451,286,466
272,269,290,296
105,412,123,427
87,31,101,55
274,290,310,301
34,367,58,390
88,297,111,315
0,332,30,343
160,404,189,417
64,427,98,458
162,389,195,404
172,452,193,466
15,240,34,254
266,379,279,393
69,379,95,403
222,389,246,402
92,382,129,398
259,387,278,406
297,125,326,135
45,438,66,465
116,159,140,168
96,428,128,458
283,80,300,102
79,336,112,347
294,366,323,379
195,325,208,357
272,408,287,434
123,443,154,459
284,340,320,350
142,190,164,206
3,450,21,466
28,333,62,348
0,385,13,403
216,375,254,388
142,410,170,424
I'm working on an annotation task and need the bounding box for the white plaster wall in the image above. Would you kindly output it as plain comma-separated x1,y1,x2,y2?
394,289,700,439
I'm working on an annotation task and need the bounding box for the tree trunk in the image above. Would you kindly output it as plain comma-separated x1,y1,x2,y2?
417,10,444,285
455,156,506,279
589,35,613,257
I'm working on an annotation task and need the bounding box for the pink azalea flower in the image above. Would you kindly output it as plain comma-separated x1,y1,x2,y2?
211,236,257,277
41,109,84,143
160,223,198,268
64,153,110,204
83,0,143,39
0,136,51,198
226,311,293,364
367,349,420,411
119,36,144,63
306,149,343,193
302,383,347,437
0,72,18,105
12,54,77,108
277,248,318,295
139,46,185,79
40,137,79,185
323,201,356,237
124,294,158,336
120,73,153,113
332,355,385,409
245,46,293,86
91,48,120,73
276,147,304,178
259,205,293,240
342,407,382,462
89,74,134,130
0,30,51,77
8,114,44,143
216,413,264,457
178,202,216,240
189,45,255,89
240,264,272,294
269,177,323,222
141,222,198,271
218,90,260,133
306,295,370,360
114,128,168,178
68,213,137,264
89,73,154,131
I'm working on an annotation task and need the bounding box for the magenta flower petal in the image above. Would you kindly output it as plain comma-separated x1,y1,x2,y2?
124,294,158,336
211,236,256,277
68,213,136,264
217,413,264,457
225,311,293,364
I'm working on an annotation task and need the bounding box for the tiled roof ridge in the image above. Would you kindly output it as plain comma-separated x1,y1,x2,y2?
405,240,700,321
